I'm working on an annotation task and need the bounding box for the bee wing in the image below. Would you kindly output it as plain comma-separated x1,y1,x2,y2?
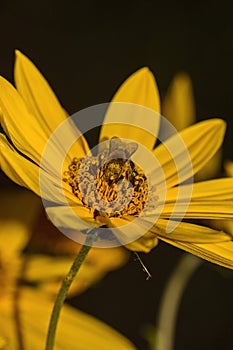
108,137,125,159
98,137,138,160
109,137,138,159
124,141,138,159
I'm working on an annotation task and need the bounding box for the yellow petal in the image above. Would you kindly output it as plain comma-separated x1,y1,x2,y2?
162,74,223,182
0,134,76,204
108,216,159,252
158,238,233,270
14,50,90,158
162,72,196,131
24,247,129,297
0,75,89,182
0,133,41,195
45,205,98,237
112,67,160,112
159,201,233,220
99,67,160,150
204,219,233,236
163,178,233,203
153,119,226,189
152,215,233,270
153,219,231,244
124,232,159,253
0,288,136,350
14,50,67,135
24,255,76,281
153,178,233,230
195,149,222,181
112,216,232,253
0,76,47,164
0,189,40,257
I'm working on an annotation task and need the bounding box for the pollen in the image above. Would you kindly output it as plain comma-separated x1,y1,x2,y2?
63,151,157,219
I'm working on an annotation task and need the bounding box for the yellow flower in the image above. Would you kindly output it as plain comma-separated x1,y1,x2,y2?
24,218,129,297
0,189,128,298
0,51,233,269
0,188,136,350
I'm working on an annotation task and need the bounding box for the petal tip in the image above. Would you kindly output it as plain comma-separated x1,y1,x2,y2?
137,66,150,73
201,118,226,134
0,75,11,88
172,72,194,93
174,71,191,83
14,50,31,67
15,49,21,56
134,66,153,79
15,49,25,59
112,65,161,113
211,118,227,134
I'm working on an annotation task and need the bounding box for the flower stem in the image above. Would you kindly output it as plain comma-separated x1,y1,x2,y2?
45,231,98,350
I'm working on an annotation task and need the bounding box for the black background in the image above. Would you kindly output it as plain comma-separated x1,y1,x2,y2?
0,1,233,349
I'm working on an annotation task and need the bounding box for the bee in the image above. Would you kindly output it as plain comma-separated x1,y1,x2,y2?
99,137,138,184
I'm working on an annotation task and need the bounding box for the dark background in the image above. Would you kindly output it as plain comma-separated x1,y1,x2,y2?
0,1,233,349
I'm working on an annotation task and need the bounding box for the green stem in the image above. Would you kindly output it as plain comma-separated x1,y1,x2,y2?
45,232,97,350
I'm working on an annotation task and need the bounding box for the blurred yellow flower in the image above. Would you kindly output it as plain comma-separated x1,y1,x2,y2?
225,160,233,177
162,72,196,131
0,189,136,350
25,215,129,297
0,52,233,269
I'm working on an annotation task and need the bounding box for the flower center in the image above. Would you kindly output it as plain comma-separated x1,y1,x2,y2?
63,153,155,218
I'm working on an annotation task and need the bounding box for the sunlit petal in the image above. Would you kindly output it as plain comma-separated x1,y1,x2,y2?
159,201,233,220
158,238,233,270
0,76,47,164
14,50,67,135
163,178,233,203
153,119,226,189
0,134,76,204
100,67,160,150
153,219,231,244
15,51,90,162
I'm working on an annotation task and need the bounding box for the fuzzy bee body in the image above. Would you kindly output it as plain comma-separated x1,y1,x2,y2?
100,137,138,184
